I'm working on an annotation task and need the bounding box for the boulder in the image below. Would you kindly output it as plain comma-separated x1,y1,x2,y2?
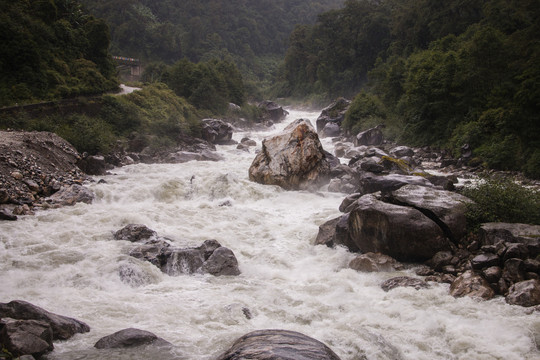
201,119,234,145
216,329,341,360
164,150,224,163
321,122,341,138
389,146,415,158
0,300,90,340
389,184,473,242
0,318,54,358
333,142,354,158
339,194,450,262
471,253,500,270
381,276,429,292
315,97,351,133
77,155,110,176
114,224,157,242
94,328,172,349
505,280,540,307
449,270,495,300
46,184,94,206
426,251,454,272
0,209,17,221
248,119,331,190
478,223,540,257
200,247,241,276
355,125,385,146
258,101,288,122
357,173,432,195
314,217,340,247
349,253,403,272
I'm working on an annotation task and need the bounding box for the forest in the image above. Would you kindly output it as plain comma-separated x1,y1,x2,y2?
0,0,539,178
280,0,539,177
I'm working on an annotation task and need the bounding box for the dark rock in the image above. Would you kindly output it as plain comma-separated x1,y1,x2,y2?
164,150,224,163
358,158,385,173
449,270,495,300
241,138,257,147
426,251,454,272
506,280,540,307
479,223,540,257
201,119,234,145
0,209,17,221
321,122,341,138
333,142,354,158
314,217,340,247
94,328,172,349
482,266,502,283
0,300,90,340
355,124,385,146
502,258,526,285
381,276,429,292
389,146,414,158
471,253,500,270
46,184,94,206
0,318,54,358
357,173,432,195
258,101,289,122
315,98,351,133
200,247,241,276
525,259,540,273
503,243,529,262
338,193,362,213
248,119,331,190
341,194,450,262
114,224,157,242
77,155,110,176
216,329,341,360
425,174,457,191
349,253,403,272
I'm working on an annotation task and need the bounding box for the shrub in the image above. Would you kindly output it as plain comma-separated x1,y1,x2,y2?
461,177,540,229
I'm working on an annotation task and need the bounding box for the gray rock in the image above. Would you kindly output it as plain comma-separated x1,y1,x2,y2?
471,253,500,270
381,276,429,291
355,125,385,146
450,270,495,300
0,318,53,358
114,224,157,242
0,300,90,340
390,146,414,158
321,122,341,138
94,328,172,349
479,223,540,257
46,184,94,206
200,247,241,276
258,101,288,122
350,253,403,272
201,119,234,145
316,97,351,133
506,280,540,307
482,266,502,283
0,209,17,221
426,251,454,272
314,217,340,247
357,173,433,195
248,119,331,190
164,149,224,163
77,155,109,176
216,329,341,360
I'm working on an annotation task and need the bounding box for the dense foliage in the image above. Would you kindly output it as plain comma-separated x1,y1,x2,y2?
461,177,540,228
0,0,118,106
80,0,345,82
281,0,540,177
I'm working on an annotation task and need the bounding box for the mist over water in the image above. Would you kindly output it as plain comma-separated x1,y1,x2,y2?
1,109,538,359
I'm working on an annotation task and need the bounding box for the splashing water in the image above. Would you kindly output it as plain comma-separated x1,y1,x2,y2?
1,109,538,360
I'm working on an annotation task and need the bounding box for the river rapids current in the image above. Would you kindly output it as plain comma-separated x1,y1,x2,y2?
1,109,539,359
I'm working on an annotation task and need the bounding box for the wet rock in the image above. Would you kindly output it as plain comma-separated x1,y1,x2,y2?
340,194,450,262
77,155,109,175
471,253,500,270
349,253,403,272
201,119,234,145
241,138,257,147
501,258,526,285
333,142,354,158
357,158,385,173
357,173,432,196
248,119,331,190
478,223,540,257
355,125,385,146
258,101,288,122
338,193,362,213
450,271,495,300
0,300,90,340
46,184,94,206
0,318,54,358
0,209,17,221
381,276,429,291
114,224,157,242
321,122,341,138
506,280,540,307
503,243,529,262
426,251,454,272
200,247,241,276
94,328,172,349
216,329,341,360
314,217,340,247
389,146,414,158
389,184,473,243
164,150,224,163
315,97,351,133
482,266,502,283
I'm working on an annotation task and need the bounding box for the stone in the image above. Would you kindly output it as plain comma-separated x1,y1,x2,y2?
77,155,109,175
94,328,172,349
314,217,340,247
0,300,90,340
381,276,429,291
471,253,500,270
11,171,23,180
389,146,414,158
449,270,495,300
241,138,257,147
426,251,454,272
357,173,432,196
258,101,288,122
349,253,403,272
502,258,526,285
216,329,341,360
333,142,354,158
338,193,362,213
503,243,529,262
46,184,94,206
164,150,224,163
390,184,473,243
321,122,341,138
201,119,234,145
200,247,241,276
482,266,502,283
23,179,40,193
0,209,17,221
358,158,385,173
478,223,540,257
340,194,450,262
315,97,351,133
355,125,385,146
0,318,53,358
248,119,331,190
114,224,157,242
506,280,540,307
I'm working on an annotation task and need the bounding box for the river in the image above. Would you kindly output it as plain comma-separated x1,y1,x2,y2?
1,109,538,359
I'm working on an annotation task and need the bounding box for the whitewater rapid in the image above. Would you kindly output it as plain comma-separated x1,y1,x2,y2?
1,109,538,359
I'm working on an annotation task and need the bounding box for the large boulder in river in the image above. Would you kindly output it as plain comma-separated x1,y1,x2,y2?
449,270,495,300
335,194,450,261
478,223,540,257
45,184,94,206
316,97,351,134
216,329,342,360
505,280,540,307
248,119,332,190
355,124,385,146
94,328,172,349
201,119,235,145
258,100,289,122
0,318,54,358
357,172,433,195
0,300,90,340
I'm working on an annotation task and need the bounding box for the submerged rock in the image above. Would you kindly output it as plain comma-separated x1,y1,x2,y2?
216,329,342,360
381,276,429,292
114,224,158,242
350,253,403,272
248,119,332,190
94,328,172,349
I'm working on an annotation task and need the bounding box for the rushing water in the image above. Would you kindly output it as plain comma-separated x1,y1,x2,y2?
1,109,539,360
